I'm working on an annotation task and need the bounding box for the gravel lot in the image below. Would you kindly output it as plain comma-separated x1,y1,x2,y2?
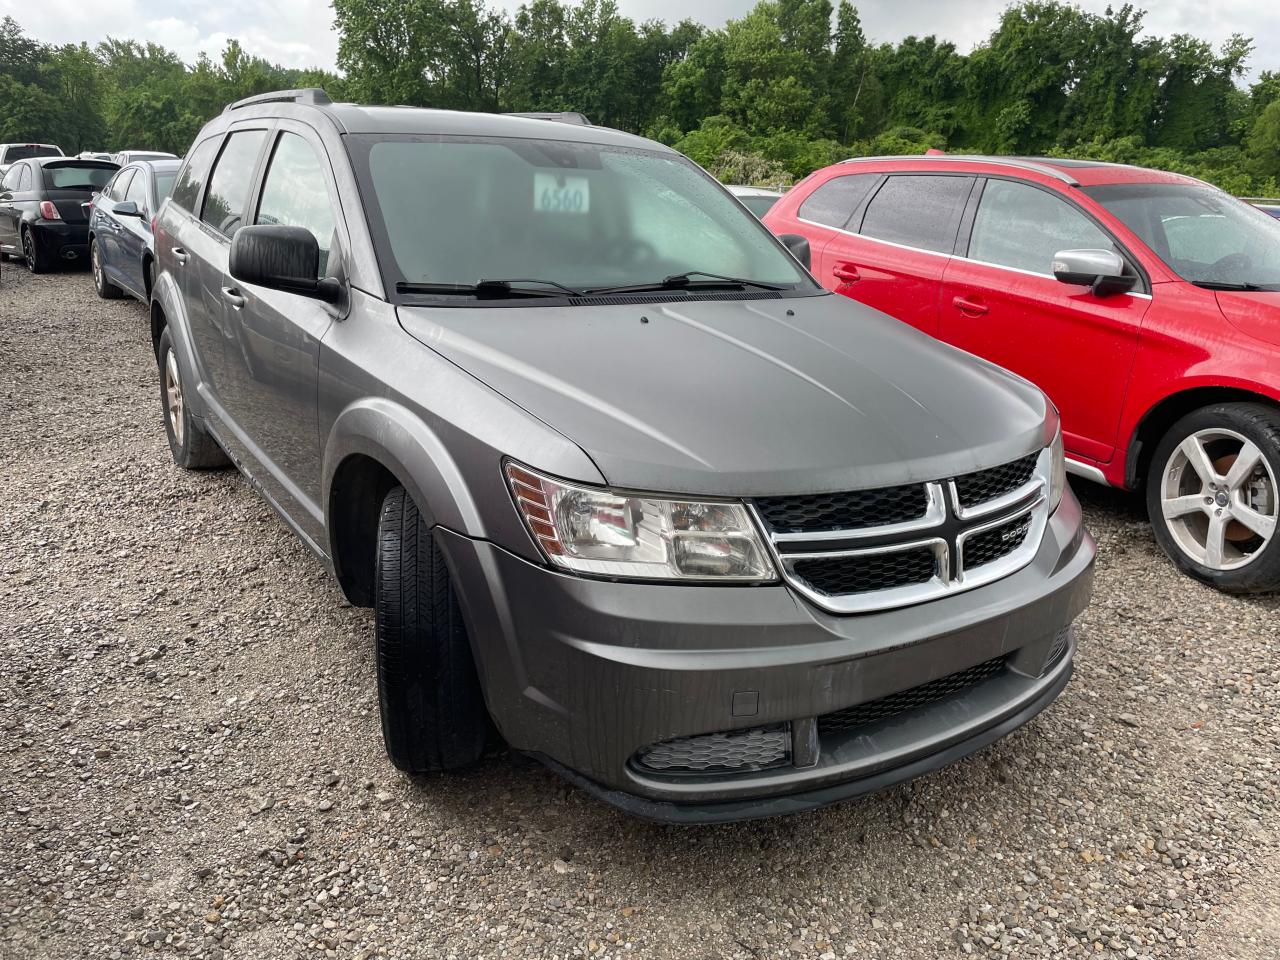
2,266,1278,960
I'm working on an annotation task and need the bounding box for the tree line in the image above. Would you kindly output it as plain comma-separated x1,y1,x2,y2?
3,1,1278,195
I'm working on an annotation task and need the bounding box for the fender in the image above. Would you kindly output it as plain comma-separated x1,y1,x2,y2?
322,396,488,540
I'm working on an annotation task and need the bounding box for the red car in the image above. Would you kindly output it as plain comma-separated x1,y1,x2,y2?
767,155,1280,592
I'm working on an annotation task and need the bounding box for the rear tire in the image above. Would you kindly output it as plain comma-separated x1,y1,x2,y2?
91,238,123,299
375,486,488,773
1146,402,1280,593
156,326,229,470
22,227,51,274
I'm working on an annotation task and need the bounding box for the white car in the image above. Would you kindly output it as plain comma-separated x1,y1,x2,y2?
111,150,178,166
726,184,784,218
0,143,63,177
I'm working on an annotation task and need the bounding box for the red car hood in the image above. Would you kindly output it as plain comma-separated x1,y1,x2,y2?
1216,290,1280,349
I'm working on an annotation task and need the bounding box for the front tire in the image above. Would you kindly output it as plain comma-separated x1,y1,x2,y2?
156,327,229,469
1146,403,1280,593
375,487,488,773
91,238,123,299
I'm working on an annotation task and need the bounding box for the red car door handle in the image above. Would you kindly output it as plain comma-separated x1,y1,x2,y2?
952,296,989,316
832,262,861,283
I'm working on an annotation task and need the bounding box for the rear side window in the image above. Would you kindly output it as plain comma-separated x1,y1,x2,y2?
201,130,268,236
1,165,20,191
968,179,1114,275
169,137,221,214
255,132,338,276
798,173,879,229
860,175,973,254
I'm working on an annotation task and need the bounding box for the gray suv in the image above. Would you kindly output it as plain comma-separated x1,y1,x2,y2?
150,89,1095,822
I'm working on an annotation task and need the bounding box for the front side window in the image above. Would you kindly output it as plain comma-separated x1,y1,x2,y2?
860,174,973,254
347,134,812,299
170,137,220,214
1086,182,1280,289
798,173,879,229
256,132,337,276
41,164,115,190
969,179,1115,275
105,169,134,202
202,130,268,237
154,171,178,205
124,169,149,211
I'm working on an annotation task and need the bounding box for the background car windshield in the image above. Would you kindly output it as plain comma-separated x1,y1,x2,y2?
1085,183,1280,288
7,146,60,161
351,135,808,294
42,164,115,190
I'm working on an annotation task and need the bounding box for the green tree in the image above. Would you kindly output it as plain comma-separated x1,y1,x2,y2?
1246,100,1280,182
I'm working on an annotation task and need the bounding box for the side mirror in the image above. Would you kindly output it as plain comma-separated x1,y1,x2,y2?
778,233,811,270
229,225,341,302
114,200,143,218
1052,248,1136,297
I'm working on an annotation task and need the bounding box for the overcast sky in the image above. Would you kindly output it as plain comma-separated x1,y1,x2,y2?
3,0,1276,82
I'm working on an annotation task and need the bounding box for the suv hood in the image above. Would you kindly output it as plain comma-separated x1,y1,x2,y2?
1215,290,1280,349
398,294,1050,496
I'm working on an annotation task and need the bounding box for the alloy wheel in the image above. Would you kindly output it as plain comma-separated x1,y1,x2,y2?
164,350,185,447
1160,428,1277,570
22,231,36,272
92,242,103,292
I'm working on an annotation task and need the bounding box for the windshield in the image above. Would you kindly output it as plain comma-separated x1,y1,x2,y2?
348,134,810,299
41,163,116,191
5,145,61,162
1085,182,1280,289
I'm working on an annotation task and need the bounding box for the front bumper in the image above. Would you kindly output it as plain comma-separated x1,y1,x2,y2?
439,487,1095,822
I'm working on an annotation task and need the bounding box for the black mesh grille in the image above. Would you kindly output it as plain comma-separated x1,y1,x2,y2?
818,656,1008,734
792,547,936,596
953,454,1037,507
963,514,1032,568
634,725,790,775
753,484,928,534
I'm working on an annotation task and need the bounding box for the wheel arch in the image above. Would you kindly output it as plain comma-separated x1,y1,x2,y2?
322,398,489,608
1125,384,1280,489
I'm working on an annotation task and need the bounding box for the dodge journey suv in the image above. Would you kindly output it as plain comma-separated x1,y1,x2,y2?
150,90,1094,822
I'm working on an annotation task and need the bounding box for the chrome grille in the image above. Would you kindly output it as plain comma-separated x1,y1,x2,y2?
818,656,1008,734
752,449,1051,613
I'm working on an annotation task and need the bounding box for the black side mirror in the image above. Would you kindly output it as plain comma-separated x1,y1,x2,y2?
114,200,143,218
229,225,341,302
1052,248,1137,297
778,233,811,270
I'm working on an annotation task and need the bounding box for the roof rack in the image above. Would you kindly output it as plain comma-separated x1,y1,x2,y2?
840,154,1080,186
224,88,332,113
505,111,592,126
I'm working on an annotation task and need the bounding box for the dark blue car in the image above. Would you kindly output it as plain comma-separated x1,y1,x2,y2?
89,159,180,301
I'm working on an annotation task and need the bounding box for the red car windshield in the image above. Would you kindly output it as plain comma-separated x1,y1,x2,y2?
1085,183,1280,290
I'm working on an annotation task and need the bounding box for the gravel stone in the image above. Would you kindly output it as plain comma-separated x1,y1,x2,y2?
1,269,1277,959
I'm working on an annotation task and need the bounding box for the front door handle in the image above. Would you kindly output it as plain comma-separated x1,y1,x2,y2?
221,286,245,310
172,246,188,265
832,262,861,283
952,296,989,317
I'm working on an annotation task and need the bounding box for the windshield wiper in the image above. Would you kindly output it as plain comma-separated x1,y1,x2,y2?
1190,280,1278,291
586,271,789,295
395,277,585,299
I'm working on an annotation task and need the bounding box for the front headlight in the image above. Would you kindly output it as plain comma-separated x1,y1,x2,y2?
505,463,777,582
1049,427,1066,513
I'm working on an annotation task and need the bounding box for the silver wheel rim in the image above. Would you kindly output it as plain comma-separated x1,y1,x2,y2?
1160,427,1277,571
92,242,102,290
23,232,35,271
164,350,185,447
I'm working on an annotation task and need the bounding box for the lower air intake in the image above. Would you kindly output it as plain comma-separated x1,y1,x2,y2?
633,725,790,776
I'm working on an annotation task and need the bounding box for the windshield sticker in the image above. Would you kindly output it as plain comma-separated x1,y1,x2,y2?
534,172,589,214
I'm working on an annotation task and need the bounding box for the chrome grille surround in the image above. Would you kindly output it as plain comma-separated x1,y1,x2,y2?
750,448,1051,614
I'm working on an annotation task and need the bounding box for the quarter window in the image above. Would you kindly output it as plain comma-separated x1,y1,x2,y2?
18,165,33,192
169,137,220,215
969,179,1114,274
201,130,267,237
798,173,879,229
255,132,338,276
860,175,973,254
